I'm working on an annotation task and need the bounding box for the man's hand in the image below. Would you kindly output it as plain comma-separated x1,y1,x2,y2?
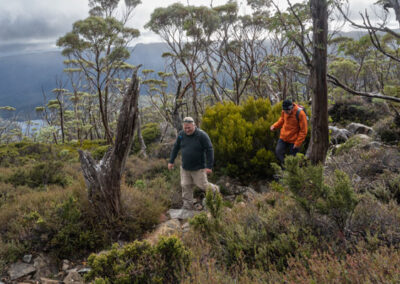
270,125,275,131
205,168,212,174
168,163,174,170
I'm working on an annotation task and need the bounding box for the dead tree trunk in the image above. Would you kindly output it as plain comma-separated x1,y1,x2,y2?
78,70,140,222
307,0,329,164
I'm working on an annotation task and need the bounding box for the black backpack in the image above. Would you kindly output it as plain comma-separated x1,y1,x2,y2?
295,105,309,122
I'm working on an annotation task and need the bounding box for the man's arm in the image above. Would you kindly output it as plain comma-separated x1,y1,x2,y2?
271,111,285,130
200,131,214,170
168,133,182,169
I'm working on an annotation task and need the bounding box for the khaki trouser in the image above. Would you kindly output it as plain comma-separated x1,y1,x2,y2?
180,167,219,209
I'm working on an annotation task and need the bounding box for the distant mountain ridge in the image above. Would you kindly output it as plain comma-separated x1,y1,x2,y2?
0,42,169,119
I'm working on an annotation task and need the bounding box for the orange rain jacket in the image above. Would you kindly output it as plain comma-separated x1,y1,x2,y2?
272,103,308,148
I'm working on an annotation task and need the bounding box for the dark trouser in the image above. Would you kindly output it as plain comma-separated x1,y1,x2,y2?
276,139,299,166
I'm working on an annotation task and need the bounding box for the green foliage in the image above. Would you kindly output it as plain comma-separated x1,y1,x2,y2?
283,154,358,232
328,97,387,126
205,189,223,220
374,116,400,144
8,161,68,188
49,196,104,257
91,145,111,160
335,135,368,155
201,98,281,180
190,189,223,235
132,123,161,153
85,236,191,283
189,191,316,272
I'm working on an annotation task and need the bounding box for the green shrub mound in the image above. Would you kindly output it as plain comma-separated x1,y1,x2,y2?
282,154,358,233
8,161,68,188
328,97,387,126
85,236,191,284
202,98,310,180
374,116,400,144
201,98,280,180
132,122,161,153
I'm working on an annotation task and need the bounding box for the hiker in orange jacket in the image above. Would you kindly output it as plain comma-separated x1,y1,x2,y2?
270,99,308,166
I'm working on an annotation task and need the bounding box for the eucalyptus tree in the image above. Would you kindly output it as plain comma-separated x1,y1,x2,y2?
57,0,141,144
267,0,330,163
329,0,400,103
0,107,19,144
51,84,68,144
146,3,220,124
198,2,239,103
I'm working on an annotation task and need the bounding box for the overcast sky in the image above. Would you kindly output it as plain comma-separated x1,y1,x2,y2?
0,0,395,55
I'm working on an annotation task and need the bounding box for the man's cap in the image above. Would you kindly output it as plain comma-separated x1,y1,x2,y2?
282,99,293,110
183,116,195,123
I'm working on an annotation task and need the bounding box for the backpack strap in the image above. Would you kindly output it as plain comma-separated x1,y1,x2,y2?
296,108,302,122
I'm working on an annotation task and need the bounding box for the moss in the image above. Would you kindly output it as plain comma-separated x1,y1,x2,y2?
335,135,365,155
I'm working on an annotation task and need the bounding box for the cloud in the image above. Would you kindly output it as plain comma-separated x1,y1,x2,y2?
0,0,89,44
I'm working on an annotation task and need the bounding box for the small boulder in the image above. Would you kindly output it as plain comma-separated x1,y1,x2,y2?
243,188,258,202
63,270,84,284
22,254,32,264
8,262,36,281
40,277,62,284
167,208,197,220
329,126,352,144
62,259,70,271
347,122,374,136
182,222,190,233
33,254,58,280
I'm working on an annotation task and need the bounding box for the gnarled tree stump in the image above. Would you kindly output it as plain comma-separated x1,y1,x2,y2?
78,70,140,222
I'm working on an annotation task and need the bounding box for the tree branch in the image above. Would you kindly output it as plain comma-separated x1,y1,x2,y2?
327,73,400,103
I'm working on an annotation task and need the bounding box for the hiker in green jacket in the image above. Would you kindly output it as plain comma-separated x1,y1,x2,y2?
168,117,219,210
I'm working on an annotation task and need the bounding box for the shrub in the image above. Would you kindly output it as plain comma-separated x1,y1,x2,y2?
189,191,315,272
85,236,191,284
49,196,104,257
374,116,400,144
120,185,167,239
0,145,20,167
349,194,400,247
281,246,400,283
8,161,68,188
132,123,161,153
91,145,111,160
283,154,358,233
328,96,387,126
201,98,282,180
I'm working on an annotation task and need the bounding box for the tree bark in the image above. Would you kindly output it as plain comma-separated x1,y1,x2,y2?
78,69,140,222
307,0,329,164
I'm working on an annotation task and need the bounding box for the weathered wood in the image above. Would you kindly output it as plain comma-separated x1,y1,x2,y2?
78,69,140,221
